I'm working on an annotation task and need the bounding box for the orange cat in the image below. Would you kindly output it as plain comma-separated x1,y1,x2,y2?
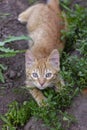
18,0,66,106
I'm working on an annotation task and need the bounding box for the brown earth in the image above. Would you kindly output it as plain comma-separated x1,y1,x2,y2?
0,0,87,130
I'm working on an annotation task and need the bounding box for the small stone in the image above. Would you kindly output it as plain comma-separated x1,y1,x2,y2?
17,72,22,78
7,82,13,88
9,70,16,79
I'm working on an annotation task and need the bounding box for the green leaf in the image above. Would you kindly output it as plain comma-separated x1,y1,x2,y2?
0,69,5,83
0,114,11,126
0,64,7,70
63,116,69,121
0,35,33,46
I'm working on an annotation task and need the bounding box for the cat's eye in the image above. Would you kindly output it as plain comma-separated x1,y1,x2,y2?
45,73,52,78
32,73,38,78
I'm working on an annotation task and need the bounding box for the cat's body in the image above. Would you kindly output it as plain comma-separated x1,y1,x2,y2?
18,0,66,106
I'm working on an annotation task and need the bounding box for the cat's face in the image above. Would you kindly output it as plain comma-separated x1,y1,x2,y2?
26,49,60,90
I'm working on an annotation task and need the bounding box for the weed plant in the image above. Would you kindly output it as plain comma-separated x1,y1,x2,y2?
0,1,87,130
0,35,32,83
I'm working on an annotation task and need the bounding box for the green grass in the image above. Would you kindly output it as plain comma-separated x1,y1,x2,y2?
0,2,87,130
0,12,10,19
28,0,37,5
0,35,32,83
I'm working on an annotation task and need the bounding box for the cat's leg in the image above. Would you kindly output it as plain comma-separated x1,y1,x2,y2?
18,6,35,23
29,88,46,106
54,74,65,92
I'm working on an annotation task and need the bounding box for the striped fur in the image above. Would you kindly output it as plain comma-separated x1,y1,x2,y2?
18,0,66,106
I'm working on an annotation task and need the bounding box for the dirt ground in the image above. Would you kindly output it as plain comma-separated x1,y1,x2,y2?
0,0,87,130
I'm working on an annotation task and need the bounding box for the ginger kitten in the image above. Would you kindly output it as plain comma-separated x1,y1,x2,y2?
18,0,66,106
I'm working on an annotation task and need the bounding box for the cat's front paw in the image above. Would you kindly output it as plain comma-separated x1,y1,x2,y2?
18,13,27,23
37,97,48,107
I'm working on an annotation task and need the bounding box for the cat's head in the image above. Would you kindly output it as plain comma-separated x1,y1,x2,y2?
25,49,60,90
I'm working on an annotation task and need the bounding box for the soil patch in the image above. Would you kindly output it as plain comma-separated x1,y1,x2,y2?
0,0,87,130
68,94,87,130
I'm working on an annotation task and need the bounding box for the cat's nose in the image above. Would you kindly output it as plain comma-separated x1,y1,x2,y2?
39,79,45,86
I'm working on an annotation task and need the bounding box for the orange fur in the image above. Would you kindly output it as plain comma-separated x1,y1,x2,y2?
18,0,66,106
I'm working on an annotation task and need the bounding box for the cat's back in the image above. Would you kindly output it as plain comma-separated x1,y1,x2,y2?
27,3,60,32
26,1,65,59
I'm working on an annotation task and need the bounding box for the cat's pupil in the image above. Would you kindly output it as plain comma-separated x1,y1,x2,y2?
32,73,38,78
46,73,52,78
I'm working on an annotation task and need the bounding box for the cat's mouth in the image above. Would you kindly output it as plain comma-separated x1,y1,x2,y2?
33,79,55,90
36,85,47,90
34,83,49,90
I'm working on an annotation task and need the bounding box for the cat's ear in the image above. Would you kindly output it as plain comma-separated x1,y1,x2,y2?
48,49,60,70
25,50,36,67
